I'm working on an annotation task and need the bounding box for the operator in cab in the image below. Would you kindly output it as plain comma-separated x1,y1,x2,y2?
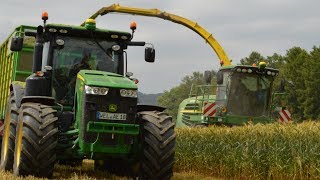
69,49,93,77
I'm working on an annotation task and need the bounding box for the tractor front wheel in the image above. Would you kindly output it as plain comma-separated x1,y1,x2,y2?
0,92,19,171
13,103,58,178
138,111,176,179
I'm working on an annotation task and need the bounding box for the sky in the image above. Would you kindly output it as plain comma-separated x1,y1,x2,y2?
0,0,319,94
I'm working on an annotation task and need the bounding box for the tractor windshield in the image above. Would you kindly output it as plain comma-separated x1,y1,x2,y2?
51,36,123,104
227,73,272,116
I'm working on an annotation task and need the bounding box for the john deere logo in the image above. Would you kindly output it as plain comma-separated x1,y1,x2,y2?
109,104,117,112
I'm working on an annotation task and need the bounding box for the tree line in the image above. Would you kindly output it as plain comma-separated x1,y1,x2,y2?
158,46,320,121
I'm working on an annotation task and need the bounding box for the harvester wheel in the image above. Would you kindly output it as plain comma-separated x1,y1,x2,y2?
138,111,176,180
0,92,19,171
13,103,58,178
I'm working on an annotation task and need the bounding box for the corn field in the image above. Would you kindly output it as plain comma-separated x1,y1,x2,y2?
174,121,320,179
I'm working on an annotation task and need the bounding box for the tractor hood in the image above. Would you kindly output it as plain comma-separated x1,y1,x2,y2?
77,70,137,89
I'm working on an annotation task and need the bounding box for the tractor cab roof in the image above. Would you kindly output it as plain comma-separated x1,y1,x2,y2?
45,24,132,41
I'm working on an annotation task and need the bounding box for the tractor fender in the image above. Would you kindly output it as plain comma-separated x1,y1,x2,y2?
21,96,55,106
10,82,26,108
137,104,166,112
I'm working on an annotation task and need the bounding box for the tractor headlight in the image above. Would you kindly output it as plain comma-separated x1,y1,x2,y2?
120,89,137,98
85,85,109,95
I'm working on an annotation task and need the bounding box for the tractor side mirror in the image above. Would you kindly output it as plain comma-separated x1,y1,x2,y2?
216,71,223,85
204,71,212,84
145,47,155,63
10,36,23,51
279,79,285,92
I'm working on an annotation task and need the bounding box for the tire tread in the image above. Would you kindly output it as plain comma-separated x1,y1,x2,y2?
14,102,57,178
139,111,176,179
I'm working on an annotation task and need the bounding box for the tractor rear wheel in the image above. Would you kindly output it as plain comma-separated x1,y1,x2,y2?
138,111,176,180
13,103,58,178
0,92,19,171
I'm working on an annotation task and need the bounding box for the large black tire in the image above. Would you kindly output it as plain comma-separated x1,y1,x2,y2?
13,103,58,178
0,92,19,171
138,111,176,180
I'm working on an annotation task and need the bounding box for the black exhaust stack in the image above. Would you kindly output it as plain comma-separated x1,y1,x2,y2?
32,25,44,73
25,25,51,97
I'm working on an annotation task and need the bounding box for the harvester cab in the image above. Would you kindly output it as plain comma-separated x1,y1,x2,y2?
176,62,281,127
0,11,175,179
214,63,279,123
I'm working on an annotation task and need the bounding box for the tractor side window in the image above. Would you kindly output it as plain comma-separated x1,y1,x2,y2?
41,42,50,70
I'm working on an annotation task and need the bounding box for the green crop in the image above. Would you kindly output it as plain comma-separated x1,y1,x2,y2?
175,121,320,179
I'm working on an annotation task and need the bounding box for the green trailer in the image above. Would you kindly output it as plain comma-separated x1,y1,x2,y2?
0,25,36,129
0,14,175,179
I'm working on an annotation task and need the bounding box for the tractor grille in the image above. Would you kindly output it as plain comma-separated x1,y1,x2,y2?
81,88,137,144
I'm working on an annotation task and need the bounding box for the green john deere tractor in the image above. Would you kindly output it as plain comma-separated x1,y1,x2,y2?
176,63,286,127
0,14,175,179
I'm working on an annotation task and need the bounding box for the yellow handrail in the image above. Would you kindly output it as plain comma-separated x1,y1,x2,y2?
81,4,232,66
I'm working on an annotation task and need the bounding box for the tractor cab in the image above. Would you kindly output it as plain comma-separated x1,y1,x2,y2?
45,23,131,104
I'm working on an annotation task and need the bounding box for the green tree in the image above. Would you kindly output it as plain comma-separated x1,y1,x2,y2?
266,53,286,69
282,47,310,120
240,51,265,65
300,46,320,119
